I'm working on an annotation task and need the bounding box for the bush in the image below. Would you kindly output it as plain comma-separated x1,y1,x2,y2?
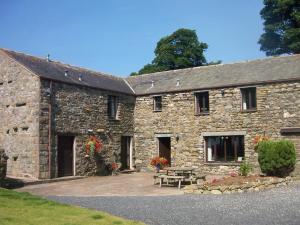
258,140,296,177
0,149,8,187
239,161,252,176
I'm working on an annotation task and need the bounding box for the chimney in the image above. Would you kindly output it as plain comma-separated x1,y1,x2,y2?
176,79,180,86
46,54,50,62
151,80,154,87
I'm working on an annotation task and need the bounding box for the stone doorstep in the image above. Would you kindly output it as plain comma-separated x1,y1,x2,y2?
7,175,85,187
119,169,136,174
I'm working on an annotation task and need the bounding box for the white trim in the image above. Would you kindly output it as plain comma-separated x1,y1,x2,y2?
240,85,258,89
155,133,172,138
123,79,136,94
129,137,133,170
193,90,209,94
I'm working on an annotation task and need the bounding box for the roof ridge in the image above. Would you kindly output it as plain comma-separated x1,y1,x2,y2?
126,54,300,79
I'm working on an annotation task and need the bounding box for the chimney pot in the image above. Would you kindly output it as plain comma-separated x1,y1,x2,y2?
46,54,50,62
64,70,68,76
151,80,154,87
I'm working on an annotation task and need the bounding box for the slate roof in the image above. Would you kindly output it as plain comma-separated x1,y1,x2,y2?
1,49,134,95
126,54,300,95
2,48,300,96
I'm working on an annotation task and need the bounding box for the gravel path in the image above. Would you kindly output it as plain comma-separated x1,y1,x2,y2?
48,183,300,225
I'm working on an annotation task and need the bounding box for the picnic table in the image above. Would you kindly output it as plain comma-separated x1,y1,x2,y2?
165,167,194,176
154,167,195,189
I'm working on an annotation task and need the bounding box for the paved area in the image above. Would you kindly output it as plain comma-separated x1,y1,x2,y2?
18,172,183,196
17,173,300,224
48,183,300,225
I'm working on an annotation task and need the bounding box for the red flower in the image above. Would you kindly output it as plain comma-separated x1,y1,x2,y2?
111,162,118,170
150,156,169,168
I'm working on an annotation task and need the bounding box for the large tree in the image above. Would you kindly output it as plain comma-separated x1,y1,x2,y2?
131,28,219,75
259,0,300,56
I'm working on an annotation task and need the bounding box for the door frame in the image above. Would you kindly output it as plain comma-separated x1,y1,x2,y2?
156,134,172,165
73,137,76,176
57,135,76,177
121,136,133,170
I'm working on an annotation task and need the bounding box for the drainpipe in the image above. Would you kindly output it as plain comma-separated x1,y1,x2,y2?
48,80,53,179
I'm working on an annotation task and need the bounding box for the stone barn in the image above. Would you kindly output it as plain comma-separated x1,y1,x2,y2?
0,48,300,179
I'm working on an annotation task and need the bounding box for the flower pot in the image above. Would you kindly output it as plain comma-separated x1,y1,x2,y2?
155,165,161,173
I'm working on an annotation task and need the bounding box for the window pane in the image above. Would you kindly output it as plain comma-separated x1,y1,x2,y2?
154,96,162,111
206,136,244,162
251,89,256,109
226,137,235,161
108,95,117,118
241,88,256,110
195,92,209,114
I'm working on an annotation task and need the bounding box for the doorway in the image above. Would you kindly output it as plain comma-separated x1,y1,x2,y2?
57,136,74,177
158,137,171,166
121,136,132,170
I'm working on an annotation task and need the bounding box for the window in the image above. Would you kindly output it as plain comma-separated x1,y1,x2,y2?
241,87,256,111
108,95,118,119
153,96,162,111
195,91,209,115
206,136,244,162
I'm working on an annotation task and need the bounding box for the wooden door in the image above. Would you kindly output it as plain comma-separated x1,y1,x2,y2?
57,136,74,177
158,137,171,166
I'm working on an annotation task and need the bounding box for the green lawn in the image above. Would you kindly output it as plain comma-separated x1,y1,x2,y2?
0,188,145,225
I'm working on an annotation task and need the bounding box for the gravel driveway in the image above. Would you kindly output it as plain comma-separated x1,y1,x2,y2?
48,183,300,225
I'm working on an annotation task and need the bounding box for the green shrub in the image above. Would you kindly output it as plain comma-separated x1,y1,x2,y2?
257,140,296,177
239,161,252,176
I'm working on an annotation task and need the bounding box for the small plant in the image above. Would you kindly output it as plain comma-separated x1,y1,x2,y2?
229,171,238,177
239,161,252,176
150,156,168,169
84,136,103,157
109,162,120,175
111,162,118,171
211,178,218,184
258,139,296,177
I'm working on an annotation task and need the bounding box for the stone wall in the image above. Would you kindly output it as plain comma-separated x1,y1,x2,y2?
40,79,135,179
0,51,40,178
134,82,300,175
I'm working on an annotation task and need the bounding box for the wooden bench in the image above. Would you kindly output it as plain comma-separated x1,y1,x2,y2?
153,173,166,185
158,175,185,189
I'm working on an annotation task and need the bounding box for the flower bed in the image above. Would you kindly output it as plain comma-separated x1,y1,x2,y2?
184,175,293,194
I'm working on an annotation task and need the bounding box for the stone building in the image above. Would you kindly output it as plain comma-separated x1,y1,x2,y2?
0,49,135,179
0,48,300,179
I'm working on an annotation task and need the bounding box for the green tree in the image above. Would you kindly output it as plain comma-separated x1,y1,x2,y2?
131,28,219,75
259,0,300,56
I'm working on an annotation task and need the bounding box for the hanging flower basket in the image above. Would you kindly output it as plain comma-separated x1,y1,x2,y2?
84,136,103,157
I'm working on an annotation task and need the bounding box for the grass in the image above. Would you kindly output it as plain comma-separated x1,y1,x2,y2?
0,188,145,225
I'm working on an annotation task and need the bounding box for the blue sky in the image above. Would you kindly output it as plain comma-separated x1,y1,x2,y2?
0,0,265,77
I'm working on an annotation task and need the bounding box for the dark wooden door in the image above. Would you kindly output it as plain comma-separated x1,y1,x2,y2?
121,136,131,170
158,137,171,166
57,136,74,177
